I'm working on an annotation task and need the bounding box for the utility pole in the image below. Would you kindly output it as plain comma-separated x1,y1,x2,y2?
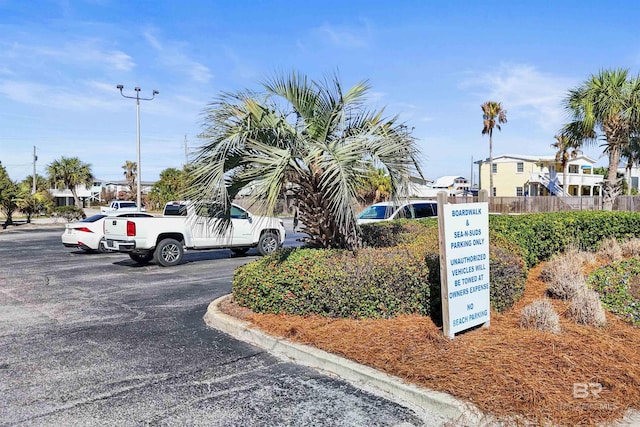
32,146,37,194
116,85,159,211
184,134,188,166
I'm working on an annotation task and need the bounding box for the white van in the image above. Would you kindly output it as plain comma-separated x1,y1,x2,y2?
357,200,438,224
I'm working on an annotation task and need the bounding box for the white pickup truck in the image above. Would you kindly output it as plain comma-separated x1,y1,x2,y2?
101,200,145,214
103,201,285,266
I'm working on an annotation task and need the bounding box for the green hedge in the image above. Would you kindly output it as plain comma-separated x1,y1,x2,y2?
233,211,640,320
234,218,527,318
488,211,640,267
53,205,85,222
233,246,430,318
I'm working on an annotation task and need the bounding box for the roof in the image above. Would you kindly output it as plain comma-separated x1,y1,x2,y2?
433,175,466,187
475,153,597,164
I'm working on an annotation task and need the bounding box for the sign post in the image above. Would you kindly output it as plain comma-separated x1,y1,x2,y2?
437,190,490,339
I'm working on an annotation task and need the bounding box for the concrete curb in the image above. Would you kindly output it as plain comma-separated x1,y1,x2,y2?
204,295,488,426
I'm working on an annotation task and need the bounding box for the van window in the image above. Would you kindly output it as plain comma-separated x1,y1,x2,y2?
358,205,396,220
412,203,437,218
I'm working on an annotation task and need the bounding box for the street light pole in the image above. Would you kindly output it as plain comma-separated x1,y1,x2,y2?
116,85,159,210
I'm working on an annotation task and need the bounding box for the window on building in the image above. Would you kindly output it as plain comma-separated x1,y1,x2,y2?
492,163,497,174
569,164,579,174
516,187,524,196
517,162,524,173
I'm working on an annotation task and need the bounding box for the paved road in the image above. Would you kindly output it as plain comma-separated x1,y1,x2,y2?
0,224,440,426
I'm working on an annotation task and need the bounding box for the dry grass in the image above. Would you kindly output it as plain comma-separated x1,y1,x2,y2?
567,288,608,328
520,299,561,334
597,238,624,263
221,262,640,426
621,238,640,258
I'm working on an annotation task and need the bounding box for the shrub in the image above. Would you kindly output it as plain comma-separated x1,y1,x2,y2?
567,288,607,327
233,247,430,318
541,250,587,300
489,244,527,313
587,258,640,325
597,238,623,263
360,219,436,248
53,205,85,222
359,221,405,248
519,299,561,333
319,247,430,318
621,238,640,258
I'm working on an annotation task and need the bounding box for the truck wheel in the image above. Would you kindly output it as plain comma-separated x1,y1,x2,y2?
257,232,279,256
154,238,184,267
231,247,250,256
98,238,108,253
129,252,153,265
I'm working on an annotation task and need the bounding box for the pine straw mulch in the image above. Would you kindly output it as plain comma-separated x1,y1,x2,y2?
219,262,640,426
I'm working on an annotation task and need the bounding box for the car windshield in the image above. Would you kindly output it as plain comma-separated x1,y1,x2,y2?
81,214,107,222
118,202,137,208
358,205,395,220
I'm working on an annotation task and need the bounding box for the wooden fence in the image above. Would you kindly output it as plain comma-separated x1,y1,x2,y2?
445,196,640,214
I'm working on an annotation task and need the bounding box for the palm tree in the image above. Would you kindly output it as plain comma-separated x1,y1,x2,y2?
481,101,507,197
189,71,422,249
564,68,640,210
621,136,640,195
551,134,580,196
47,156,94,209
358,166,392,205
122,160,138,199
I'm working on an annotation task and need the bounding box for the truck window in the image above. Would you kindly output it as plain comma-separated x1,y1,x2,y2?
230,206,249,219
164,204,187,216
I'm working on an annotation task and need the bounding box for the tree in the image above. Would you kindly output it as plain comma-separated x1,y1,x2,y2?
21,174,49,194
551,133,580,196
621,136,640,195
357,166,392,205
481,101,507,197
122,160,138,199
563,68,640,210
0,164,18,228
47,156,94,209
189,71,422,249
16,180,52,223
148,167,189,208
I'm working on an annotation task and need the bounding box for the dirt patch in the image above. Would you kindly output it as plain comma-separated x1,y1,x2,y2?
220,263,640,426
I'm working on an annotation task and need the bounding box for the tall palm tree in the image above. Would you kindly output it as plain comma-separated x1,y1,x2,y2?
551,133,580,196
47,156,94,208
621,136,640,195
189,71,422,249
564,68,640,210
122,160,138,199
481,101,507,197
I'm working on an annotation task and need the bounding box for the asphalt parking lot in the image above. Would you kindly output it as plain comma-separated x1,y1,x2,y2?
0,222,447,426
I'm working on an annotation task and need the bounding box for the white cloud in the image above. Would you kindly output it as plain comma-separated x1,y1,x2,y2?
315,21,372,48
143,29,213,83
459,64,578,132
4,40,135,72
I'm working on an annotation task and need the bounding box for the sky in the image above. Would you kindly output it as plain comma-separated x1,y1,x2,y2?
1,0,640,186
